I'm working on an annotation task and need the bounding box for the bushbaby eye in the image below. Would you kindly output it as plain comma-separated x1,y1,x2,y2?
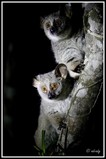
41,86,48,93
50,83,58,91
55,18,62,26
45,21,51,29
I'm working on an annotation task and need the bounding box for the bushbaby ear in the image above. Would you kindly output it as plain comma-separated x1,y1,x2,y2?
55,63,68,79
65,3,72,19
40,16,45,29
32,78,40,88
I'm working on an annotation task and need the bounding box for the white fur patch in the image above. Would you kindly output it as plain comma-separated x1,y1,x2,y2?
45,30,61,42
69,70,80,79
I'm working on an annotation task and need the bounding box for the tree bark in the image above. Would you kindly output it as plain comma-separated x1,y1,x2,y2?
64,3,103,150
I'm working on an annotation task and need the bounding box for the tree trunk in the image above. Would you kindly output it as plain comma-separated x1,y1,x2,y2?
63,3,103,152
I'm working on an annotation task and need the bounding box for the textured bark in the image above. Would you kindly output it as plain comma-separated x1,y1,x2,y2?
63,4,103,148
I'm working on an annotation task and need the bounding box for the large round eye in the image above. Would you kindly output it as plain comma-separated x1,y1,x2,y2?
55,18,62,26
45,21,51,29
50,83,59,90
41,86,48,93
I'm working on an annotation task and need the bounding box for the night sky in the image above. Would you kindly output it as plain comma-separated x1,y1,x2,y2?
3,2,103,156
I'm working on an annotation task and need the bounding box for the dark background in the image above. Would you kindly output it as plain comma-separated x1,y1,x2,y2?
3,3,103,156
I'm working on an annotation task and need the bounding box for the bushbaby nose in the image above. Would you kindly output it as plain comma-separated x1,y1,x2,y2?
50,26,56,34
48,92,55,99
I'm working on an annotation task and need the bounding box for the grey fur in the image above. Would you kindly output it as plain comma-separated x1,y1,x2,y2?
42,5,86,78
33,64,75,149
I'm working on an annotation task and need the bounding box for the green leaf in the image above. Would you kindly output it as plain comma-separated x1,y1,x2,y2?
42,130,46,155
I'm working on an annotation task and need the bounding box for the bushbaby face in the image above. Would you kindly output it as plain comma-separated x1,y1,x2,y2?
33,64,73,102
35,74,62,101
41,10,72,42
